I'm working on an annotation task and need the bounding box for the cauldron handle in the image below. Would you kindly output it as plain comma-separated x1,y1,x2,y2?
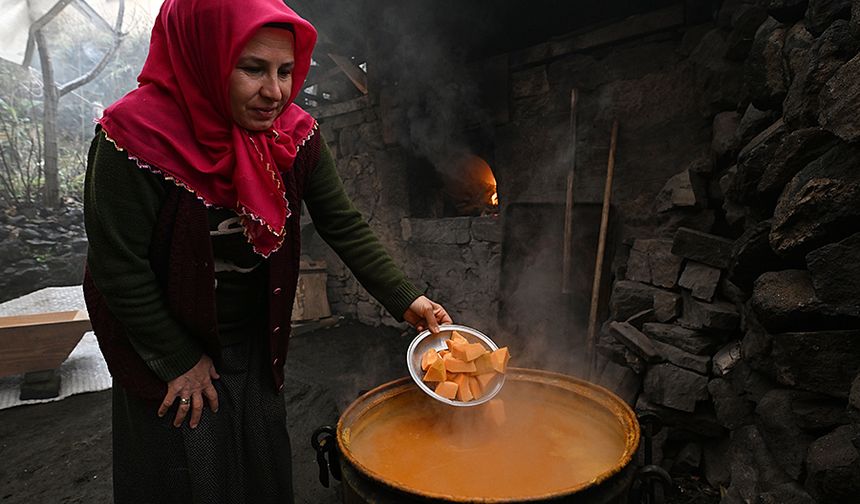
312,425,342,487
629,465,673,504
629,412,672,504
637,412,663,465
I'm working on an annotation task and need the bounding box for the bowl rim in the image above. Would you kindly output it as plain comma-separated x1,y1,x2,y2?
406,323,505,407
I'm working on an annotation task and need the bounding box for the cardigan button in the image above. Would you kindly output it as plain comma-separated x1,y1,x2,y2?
278,383,285,392
273,287,282,295
272,326,281,335
273,357,280,366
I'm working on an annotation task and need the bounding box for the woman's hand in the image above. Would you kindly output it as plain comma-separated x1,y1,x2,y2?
404,295,452,333
157,354,220,428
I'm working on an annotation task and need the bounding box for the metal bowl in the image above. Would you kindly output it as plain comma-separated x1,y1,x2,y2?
406,323,505,407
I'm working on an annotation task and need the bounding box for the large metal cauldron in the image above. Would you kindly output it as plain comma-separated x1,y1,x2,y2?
314,368,641,503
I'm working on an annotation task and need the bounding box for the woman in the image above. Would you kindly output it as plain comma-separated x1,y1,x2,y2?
82,0,451,502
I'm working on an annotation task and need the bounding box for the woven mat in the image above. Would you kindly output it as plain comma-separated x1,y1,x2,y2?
0,286,111,410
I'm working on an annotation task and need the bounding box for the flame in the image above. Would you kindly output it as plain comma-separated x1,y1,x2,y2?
446,153,499,214
477,158,498,208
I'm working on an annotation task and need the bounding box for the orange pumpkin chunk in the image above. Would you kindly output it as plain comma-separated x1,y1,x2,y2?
443,353,477,373
490,347,511,374
452,374,474,402
450,330,469,344
421,348,440,371
434,380,458,399
422,358,446,383
473,352,494,374
468,376,483,399
474,372,496,390
452,342,487,362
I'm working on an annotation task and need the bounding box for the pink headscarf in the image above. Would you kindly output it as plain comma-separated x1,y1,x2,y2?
99,0,318,256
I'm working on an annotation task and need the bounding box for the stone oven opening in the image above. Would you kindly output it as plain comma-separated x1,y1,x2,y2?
406,153,499,218
440,153,498,217
406,131,499,218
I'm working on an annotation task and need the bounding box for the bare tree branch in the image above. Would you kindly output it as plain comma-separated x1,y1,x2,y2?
22,0,76,68
59,0,125,97
71,0,112,32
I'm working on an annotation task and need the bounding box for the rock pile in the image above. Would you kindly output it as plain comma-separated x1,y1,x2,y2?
0,204,87,304
599,2,860,502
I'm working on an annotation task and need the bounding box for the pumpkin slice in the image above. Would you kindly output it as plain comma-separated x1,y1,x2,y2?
490,347,511,374
468,375,483,399
452,373,474,402
452,342,487,362
434,380,458,399
421,348,440,371
443,353,477,373
450,330,469,344
422,357,446,383
474,372,496,390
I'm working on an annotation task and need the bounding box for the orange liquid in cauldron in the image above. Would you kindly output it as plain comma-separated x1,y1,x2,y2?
346,380,627,500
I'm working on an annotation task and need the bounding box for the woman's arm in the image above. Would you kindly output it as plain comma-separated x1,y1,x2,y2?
84,130,203,382
302,137,450,329
86,131,220,426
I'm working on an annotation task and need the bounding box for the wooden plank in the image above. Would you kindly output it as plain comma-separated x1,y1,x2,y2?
291,261,332,322
0,310,87,327
310,95,370,119
510,3,686,68
304,64,344,89
0,310,91,377
552,4,685,57
327,53,368,95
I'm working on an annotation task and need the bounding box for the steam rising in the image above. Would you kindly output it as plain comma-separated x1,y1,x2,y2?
304,1,611,383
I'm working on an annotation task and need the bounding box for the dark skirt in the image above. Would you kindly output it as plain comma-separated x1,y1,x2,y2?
111,337,293,504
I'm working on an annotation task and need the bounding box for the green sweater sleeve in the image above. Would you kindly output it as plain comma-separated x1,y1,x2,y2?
84,131,202,382
303,138,422,321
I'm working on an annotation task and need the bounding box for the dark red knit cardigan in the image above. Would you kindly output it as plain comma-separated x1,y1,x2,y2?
84,131,321,401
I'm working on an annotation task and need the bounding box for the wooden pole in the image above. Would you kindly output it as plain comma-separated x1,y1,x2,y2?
562,89,578,294
587,119,619,378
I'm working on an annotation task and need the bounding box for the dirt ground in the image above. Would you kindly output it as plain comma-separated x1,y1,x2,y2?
0,320,412,504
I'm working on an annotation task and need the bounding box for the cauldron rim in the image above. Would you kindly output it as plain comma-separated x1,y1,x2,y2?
336,367,641,503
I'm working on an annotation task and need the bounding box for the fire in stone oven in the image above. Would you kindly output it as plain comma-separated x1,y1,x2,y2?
407,150,500,218
442,153,498,216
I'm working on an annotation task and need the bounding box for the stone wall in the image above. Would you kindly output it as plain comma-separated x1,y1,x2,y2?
0,205,87,304
305,6,722,339
597,2,860,503
299,111,503,330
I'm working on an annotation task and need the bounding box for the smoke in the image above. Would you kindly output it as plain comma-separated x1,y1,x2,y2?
369,2,498,171
298,0,615,381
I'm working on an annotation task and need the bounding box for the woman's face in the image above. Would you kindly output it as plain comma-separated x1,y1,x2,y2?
229,27,296,131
